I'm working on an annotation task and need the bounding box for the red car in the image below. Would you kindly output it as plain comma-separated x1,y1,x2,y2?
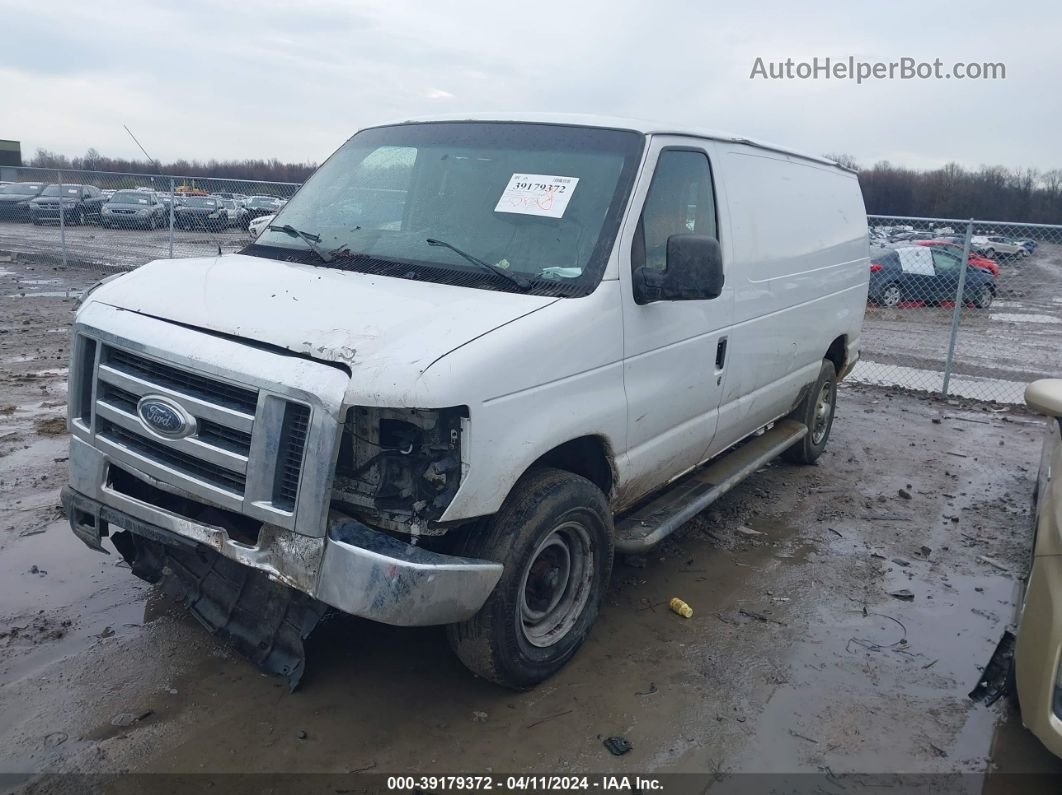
916,240,999,276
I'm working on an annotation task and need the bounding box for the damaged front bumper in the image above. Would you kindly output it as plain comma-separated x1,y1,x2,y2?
63,437,504,628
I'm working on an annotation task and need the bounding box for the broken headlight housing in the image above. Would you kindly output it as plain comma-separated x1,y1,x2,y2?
331,406,466,535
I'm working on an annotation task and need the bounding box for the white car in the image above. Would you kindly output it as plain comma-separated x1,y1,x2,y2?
247,213,274,238
61,114,869,689
972,235,1028,258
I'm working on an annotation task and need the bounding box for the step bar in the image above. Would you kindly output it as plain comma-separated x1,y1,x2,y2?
614,420,808,553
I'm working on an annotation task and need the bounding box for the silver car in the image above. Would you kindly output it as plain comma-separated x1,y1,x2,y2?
101,190,167,230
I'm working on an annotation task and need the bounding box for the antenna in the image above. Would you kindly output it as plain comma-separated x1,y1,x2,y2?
123,125,159,168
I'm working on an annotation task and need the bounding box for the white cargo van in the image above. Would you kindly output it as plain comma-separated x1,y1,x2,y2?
62,115,869,688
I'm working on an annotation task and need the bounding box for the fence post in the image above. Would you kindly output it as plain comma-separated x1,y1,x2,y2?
168,177,175,259
57,170,68,269
941,219,974,399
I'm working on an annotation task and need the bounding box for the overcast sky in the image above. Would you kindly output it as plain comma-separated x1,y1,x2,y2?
2,0,1056,171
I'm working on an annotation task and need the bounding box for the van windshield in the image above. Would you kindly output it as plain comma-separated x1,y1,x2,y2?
247,122,644,297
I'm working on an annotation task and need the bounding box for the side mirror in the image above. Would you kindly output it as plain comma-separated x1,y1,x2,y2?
634,234,724,304
1026,379,1062,418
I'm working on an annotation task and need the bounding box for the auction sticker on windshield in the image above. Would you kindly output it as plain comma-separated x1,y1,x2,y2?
495,174,579,219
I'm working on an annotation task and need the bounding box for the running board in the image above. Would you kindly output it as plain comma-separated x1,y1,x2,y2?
614,419,808,553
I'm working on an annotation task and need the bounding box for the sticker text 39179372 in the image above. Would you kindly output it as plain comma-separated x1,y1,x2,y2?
494,174,579,219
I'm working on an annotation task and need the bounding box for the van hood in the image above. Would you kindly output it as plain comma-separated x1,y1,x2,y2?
93,254,558,371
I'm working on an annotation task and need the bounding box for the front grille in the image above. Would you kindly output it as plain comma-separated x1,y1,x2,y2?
99,382,138,413
273,403,310,511
98,419,247,494
83,338,315,520
197,419,252,454
106,347,258,413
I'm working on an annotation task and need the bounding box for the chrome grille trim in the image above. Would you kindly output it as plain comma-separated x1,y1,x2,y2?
97,418,247,495
97,363,255,433
94,401,250,474
105,347,259,413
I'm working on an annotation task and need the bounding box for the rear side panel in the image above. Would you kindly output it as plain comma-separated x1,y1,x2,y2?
709,146,868,455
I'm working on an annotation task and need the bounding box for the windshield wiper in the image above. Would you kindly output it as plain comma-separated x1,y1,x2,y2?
426,238,531,291
268,224,335,264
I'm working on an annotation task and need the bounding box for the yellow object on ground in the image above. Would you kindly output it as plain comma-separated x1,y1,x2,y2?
669,597,693,618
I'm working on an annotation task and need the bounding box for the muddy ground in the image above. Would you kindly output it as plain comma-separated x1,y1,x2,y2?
1,258,1061,792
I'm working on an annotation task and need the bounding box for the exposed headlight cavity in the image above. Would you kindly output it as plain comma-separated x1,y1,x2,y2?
331,406,466,536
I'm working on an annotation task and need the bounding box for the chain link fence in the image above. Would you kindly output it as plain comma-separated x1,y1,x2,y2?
0,166,298,274
858,214,1062,403
1,165,1060,404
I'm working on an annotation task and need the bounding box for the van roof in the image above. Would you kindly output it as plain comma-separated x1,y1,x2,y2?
366,112,853,172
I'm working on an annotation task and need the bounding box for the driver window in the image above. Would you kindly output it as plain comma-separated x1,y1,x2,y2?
634,149,716,271
930,248,961,274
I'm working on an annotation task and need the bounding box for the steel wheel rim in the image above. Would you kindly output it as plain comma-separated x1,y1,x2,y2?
812,379,834,445
518,521,593,648
882,286,901,307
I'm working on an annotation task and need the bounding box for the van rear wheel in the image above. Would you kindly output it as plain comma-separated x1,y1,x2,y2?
446,467,614,690
783,359,837,465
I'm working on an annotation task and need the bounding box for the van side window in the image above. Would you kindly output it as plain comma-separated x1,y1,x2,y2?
633,149,717,271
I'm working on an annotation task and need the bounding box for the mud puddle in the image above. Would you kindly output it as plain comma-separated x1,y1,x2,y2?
0,520,148,686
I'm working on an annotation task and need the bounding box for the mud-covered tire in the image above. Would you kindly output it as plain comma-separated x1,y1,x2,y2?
446,467,614,690
783,359,837,465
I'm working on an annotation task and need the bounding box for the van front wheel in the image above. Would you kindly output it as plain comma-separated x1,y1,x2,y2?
783,359,837,465
447,467,614,690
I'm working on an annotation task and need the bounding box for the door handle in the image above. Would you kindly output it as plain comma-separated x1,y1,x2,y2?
715,337,728,371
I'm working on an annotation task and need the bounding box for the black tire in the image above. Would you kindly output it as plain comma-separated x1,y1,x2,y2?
32,217,41,226
783,359,837,465
983,248,996,259
446,467,614,690
973,285,994,309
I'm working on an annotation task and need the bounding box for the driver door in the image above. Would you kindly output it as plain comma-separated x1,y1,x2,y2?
929,247,965,302
619,139,734,498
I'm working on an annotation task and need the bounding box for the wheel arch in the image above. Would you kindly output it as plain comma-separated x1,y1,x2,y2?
528,435,615,501
825,335,848,377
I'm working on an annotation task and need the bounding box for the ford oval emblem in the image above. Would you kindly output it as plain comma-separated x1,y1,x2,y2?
137,396,196,439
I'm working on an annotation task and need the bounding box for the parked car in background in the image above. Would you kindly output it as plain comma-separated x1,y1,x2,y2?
868,245,995,308
888,231,934,243
245,195,283,220
157,193,177,214
1013,379,1062,758
916,240,1000,276
0,182,46,220
213,192,248,203
101,190,167,230
29,184,106,226
219,198,250,229
175,195,227,231
246,213,274,238
972,235,1028,258
1014,238,1038,254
